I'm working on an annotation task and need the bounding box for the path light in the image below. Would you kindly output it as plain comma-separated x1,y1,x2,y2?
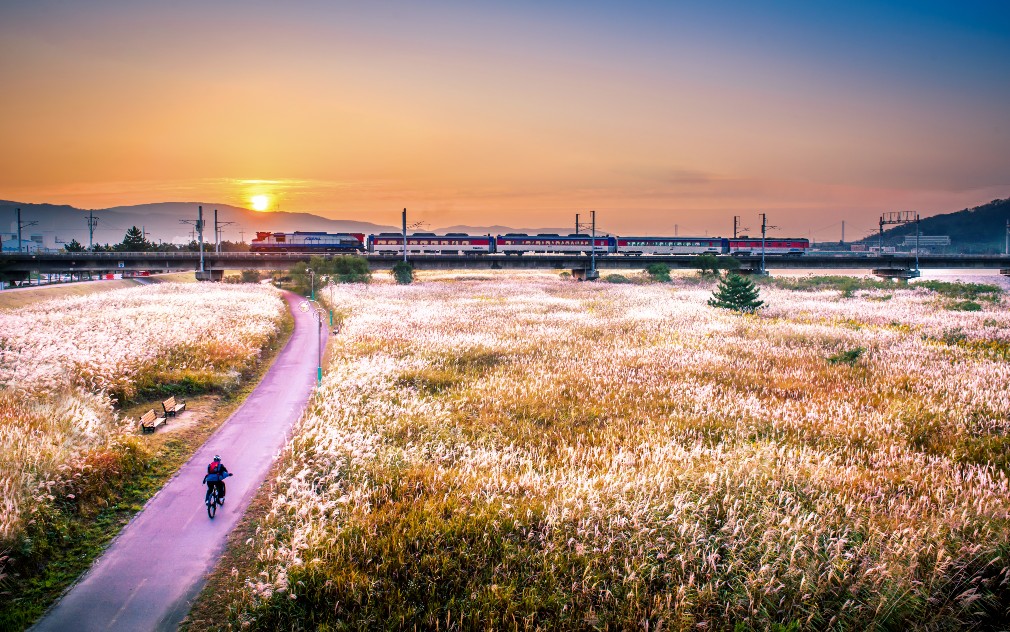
327,278,336,326
299,300,326,383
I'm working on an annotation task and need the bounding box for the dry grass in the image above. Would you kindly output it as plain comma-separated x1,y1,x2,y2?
0,283,286,582
196,276,1010,630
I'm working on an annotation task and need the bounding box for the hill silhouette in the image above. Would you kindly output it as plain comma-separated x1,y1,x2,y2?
869,198,1010,253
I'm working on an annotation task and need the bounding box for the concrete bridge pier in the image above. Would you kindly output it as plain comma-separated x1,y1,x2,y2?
872,267,921,280
195,270,225,282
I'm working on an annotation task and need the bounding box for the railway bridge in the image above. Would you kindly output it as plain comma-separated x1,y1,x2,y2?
2,251,1009,284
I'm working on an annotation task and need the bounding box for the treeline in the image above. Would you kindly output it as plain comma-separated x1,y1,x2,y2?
63,226,250,253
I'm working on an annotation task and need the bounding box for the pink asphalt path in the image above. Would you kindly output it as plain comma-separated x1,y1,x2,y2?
32,292,326,632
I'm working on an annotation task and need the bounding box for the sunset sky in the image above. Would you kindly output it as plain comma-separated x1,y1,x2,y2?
1,1,1008,238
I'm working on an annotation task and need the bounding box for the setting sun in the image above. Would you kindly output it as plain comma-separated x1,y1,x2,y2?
251,195,269,211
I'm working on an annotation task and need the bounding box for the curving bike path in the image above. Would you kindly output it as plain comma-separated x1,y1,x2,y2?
32,292,325,632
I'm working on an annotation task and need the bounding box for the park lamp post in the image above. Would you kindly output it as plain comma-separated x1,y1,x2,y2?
299,300,326,383
305,267,315,300
326,278,335,326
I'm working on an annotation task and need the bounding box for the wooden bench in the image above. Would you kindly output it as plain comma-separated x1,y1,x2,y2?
162,396,186,416
139,409,167,433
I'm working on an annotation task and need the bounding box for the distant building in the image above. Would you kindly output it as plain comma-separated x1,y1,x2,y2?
0,237,40,253
901,235,950,247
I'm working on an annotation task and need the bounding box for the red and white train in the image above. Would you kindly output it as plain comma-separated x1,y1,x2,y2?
250,231,810,256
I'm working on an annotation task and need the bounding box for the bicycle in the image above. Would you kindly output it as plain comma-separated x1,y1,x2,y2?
205,471,232,519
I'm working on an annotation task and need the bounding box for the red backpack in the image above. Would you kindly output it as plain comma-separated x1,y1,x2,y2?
208,461,220,474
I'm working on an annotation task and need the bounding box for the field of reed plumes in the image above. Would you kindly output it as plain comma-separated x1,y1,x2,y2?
0,283,285,552
208,273,1010,630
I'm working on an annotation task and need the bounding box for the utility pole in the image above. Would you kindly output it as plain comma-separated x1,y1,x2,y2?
575,213,580,235
1005,219,1009,255
16,208,38,254
180,206,206,273
590,210,597,279
841,221,845,244
85,211,99,250
214,209,235,253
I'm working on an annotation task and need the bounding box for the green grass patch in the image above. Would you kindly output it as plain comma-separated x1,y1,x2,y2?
949,300,983,312
827,347,865,366
914,280,1002,302
771,275,895,296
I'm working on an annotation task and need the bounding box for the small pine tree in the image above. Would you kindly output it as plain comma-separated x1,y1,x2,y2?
64,239,85,252
708,273,765,313
120,226,152,252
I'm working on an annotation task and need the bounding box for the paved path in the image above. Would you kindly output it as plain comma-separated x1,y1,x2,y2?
32,292,325,632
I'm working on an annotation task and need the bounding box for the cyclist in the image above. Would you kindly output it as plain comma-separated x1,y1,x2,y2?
202,455,231,505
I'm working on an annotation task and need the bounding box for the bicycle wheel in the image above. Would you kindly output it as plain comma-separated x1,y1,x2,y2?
207,490,218,519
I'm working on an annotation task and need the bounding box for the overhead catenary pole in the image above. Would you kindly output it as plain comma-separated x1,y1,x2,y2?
915,213,920,272
214,209,235,253
402,208,408,263
590,210,597,279
179,206,206,273
760,213,767,274
15,208,38,254
198,206,205,272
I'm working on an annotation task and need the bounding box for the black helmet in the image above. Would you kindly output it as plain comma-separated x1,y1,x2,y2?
213,455,221,461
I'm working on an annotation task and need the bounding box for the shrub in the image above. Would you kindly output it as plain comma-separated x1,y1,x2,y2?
603,274,630,284
694,254,739,276
708,273,765,313
241,269,262,283
391,261,415,285
288,256,372,294
645,263,671,282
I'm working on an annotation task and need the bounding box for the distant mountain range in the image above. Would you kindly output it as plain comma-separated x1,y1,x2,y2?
2,198,1008,251
0,201,574,249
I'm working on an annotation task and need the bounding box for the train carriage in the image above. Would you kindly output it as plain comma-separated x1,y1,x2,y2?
727,237,809,256
616,236,726,255
368,233,493,256
249,231,365,253
494,233,616,255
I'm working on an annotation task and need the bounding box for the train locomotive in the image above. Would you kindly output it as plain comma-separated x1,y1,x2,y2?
250,231,809,256
250,231,366,253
